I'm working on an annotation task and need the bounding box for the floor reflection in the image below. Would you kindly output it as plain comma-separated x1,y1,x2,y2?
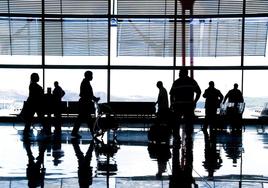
1,123,268,187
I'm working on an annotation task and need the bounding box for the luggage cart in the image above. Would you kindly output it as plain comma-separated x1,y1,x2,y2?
92,102,118,139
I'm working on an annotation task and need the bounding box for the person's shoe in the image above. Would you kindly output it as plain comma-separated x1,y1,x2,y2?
71,133,82,139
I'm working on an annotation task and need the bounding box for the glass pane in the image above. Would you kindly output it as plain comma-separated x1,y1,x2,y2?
110,70,173,102
192,0,243,15
177,18,242,66
117,0,175,15
244,17,268,66
243,70,268,118
9,0,41,14
114,18,174,66
0,69,43,116
246,0,268,14
45,18,108,65
0,17,42,65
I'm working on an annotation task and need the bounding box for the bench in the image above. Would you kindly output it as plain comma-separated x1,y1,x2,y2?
101,102,156,119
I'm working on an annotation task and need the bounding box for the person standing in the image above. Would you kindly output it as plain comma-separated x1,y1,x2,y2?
169,67,201,136
52,81,65,137
223,83,244,128
71,71,100,138
23,73,44,137
155,81,169,120
223,83,244,105
202,81,223,130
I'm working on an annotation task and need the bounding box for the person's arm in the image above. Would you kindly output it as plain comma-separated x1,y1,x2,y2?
202,89,207,98
194,83,201,105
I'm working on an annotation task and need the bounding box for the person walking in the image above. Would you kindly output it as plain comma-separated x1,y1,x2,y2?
23,73,44,137
155,81,169,120
52,81,65,137
71,71,100,138
169,67,201,136
202,81,223,130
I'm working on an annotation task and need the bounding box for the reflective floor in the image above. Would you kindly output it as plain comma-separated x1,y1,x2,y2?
0,122,268,187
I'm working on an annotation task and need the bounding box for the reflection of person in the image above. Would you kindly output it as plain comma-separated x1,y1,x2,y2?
203,129,222,178
223,83,244,105
23,73,44,137
169,67,201,136
52,81,65,137
52,138,64,166
155,81,169,119
202,81,223,130
23,139,47,188
71,71,100,138
147,123,171,179
169,127,197,188
71,139,94,188
224,129,242,165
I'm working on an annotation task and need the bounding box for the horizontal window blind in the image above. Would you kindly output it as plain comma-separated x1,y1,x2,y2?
246,0,268,14
9,0,42,14
46,19,108,56
0,0,108,15
192,0,243,15
45,19,62,56
1,0,268,15
244,19,268,56
0,18,11,55
0,18,41,56
176,18,267,57
117,19,174,56
117,0,176,15
11,18,41,55
45,0,108,15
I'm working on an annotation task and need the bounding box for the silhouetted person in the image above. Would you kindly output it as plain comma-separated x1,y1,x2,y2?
52,81,65,137
223,83,244,128
155,81,169,120
169,67,201,137
223,83,244,105
202,81,223,130
23,139,47,188
71,139,94,188
71,71,100,138
23,73,44,137
203,129,222,179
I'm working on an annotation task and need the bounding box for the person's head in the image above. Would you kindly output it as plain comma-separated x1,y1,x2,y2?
179,67,188,78
84,71,93,81
54,81,59,87
209,81,214,88
234,83,238,89
30,73,39,83
156,81,163,89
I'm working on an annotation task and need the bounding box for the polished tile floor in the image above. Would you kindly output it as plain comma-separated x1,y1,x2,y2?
0,122,268,187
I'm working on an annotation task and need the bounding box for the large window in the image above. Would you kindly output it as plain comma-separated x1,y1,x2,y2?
0,0,268,118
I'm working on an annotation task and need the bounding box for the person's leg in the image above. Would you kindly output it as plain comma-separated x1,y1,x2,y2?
23,111,34,137
71,116,82,138
53,113,62,137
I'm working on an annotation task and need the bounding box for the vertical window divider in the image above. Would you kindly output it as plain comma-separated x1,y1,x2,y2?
42,0,45,90
241,0,246,94
108,0,111,103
